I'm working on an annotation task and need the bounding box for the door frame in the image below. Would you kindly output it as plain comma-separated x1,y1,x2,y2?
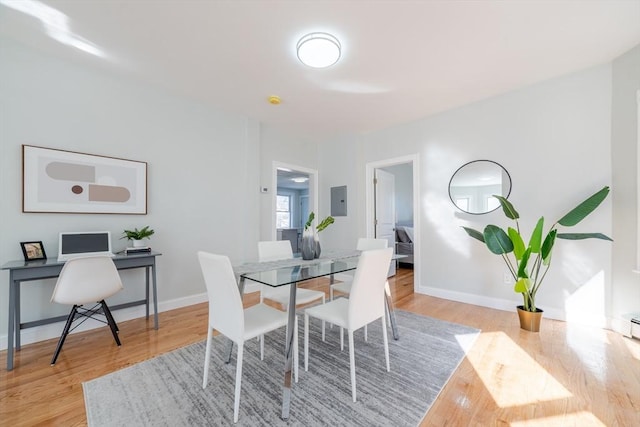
365,154,420,291
271,161,318,241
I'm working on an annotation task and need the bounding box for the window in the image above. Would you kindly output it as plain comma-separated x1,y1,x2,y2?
276,195,291,228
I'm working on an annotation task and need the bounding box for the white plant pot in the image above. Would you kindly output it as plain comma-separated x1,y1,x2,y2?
132,239,146,248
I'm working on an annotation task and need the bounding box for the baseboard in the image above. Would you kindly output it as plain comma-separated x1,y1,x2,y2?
0,293,209,351
417,285,613,330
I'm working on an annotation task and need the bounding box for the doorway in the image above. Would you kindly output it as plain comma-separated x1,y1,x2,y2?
366,155,420,292
272,162,318,254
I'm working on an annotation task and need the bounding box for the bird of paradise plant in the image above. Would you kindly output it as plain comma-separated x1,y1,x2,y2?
462,186,612,312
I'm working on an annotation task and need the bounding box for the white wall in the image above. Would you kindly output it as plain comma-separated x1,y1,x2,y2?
258,125,318,243
0,38,265,347
611,44,640,332
323,64,615,326
316,134,362,251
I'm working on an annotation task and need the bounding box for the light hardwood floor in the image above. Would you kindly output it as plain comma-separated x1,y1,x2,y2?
1,268,639,426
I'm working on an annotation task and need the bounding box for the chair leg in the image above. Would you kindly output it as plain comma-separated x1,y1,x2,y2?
202,328,213,389
321,295,326,341
294,316,299,383
340,327,344,351
51,305,78,365
382,316,390,372
101,300,121,346
304,313,309,372
260,334,264,360
364,324,368,342
348,329,357,402
233,343,244,423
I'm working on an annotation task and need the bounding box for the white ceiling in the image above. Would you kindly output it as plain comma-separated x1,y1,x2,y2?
2,0,639,140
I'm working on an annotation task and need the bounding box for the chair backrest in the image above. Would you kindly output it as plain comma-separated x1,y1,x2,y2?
348,248,394,329
258,240,293,262
51,256,123,305
197,251,245,341
356,238,388,251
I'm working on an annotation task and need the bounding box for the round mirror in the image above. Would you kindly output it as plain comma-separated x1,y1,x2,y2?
449,160,512,214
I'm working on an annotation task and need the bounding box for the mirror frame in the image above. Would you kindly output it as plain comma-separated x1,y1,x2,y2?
448,160,512,215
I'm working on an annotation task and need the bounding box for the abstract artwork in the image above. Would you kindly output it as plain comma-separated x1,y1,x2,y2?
23,145,147,214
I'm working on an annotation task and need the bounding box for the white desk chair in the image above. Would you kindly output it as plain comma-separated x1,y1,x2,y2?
304,247,393,402
50,256,123,365
257,240,326,339
198,251,298,424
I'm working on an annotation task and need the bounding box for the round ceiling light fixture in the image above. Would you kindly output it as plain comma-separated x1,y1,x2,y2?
296,32,341,68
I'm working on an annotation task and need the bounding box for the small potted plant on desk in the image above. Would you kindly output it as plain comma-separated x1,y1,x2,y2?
122,226,154,252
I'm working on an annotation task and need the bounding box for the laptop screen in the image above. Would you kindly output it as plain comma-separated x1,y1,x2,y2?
58,231,112,260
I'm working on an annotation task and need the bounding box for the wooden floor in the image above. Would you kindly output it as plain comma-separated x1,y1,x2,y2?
1,267,639,426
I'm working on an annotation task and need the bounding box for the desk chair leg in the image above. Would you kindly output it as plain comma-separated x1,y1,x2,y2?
51,305,78,365
101,300,121,346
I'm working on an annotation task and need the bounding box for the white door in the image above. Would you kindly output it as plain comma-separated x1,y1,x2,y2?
375,169,396,276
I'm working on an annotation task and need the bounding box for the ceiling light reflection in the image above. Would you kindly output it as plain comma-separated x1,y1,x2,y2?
0,0,105,58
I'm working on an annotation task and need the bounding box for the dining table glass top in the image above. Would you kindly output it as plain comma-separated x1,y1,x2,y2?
240,256,359,287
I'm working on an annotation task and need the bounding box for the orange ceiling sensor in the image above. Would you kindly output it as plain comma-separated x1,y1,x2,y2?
268,95,281,105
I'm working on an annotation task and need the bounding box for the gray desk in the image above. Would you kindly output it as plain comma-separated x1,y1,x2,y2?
1,251,161,371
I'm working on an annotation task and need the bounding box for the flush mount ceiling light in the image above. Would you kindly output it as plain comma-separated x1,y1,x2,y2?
291,177,309,183
296,32,341,68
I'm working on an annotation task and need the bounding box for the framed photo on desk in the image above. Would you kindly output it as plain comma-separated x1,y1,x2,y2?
20,241,47,261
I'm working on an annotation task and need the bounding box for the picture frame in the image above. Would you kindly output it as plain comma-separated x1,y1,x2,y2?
22,145,147,214
20,241,47,261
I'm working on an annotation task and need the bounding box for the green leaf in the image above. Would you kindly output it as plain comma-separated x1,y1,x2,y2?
493,195,519,220
462,226,485,243
556,232,613,241
316,216,335,232
304,212,315,230
483,225,513,255
528,217,544,253
508,227,525,260
541,229,557,265
514,278,531,293
557,186,610,227
517,248,531,278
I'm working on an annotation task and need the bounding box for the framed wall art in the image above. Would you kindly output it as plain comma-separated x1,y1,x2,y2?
23,145,147,214
20,241,47,261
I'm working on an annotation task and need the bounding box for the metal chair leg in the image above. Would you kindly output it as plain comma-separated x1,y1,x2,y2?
51,305,78,365
101,300,121,346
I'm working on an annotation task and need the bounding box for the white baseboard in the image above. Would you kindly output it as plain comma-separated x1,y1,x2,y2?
0,292,209,351
416,284,614,330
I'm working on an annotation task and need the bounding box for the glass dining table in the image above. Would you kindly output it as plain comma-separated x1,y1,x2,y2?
231,251,400,420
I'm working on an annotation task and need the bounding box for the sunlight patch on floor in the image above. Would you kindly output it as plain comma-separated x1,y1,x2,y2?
510,411,606,427
466,332,572,407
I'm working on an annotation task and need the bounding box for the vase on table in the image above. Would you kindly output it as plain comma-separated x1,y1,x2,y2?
314,234,321,258
301,229,315,260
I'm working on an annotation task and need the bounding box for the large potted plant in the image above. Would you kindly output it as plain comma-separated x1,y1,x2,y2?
462,186,612,332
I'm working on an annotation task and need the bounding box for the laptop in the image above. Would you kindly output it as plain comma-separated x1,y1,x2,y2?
57,231,114,262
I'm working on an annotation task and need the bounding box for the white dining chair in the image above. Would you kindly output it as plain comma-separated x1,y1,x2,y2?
329,237,388,301
50,256,124,365
257,240,326,338
304,247,393,402
198,251,298,424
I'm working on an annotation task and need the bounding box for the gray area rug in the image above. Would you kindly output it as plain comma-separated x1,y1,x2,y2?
83,310,479,426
